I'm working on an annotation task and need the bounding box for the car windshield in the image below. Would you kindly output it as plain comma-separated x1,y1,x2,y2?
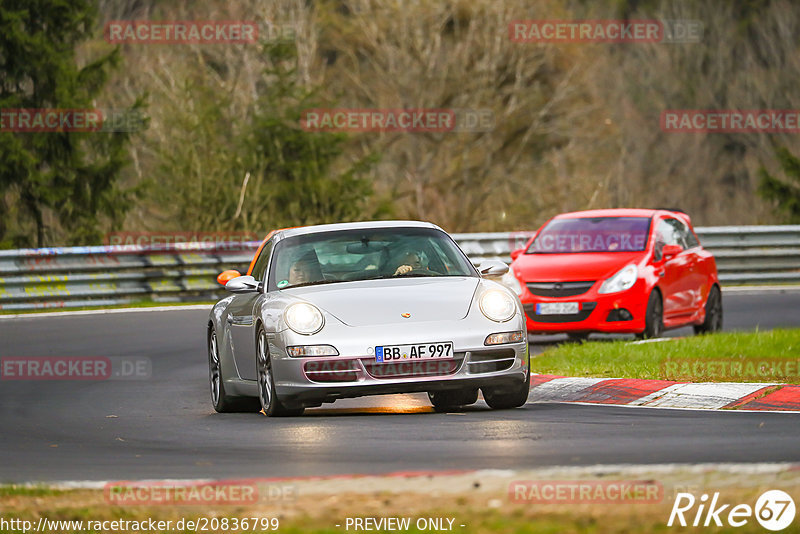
268,227,476,290
527,216,651,253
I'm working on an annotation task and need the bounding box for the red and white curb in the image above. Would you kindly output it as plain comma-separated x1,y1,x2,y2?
528,375,800,411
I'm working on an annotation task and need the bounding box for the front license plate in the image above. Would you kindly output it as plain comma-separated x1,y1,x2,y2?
536,302,580,315
375,342,453,363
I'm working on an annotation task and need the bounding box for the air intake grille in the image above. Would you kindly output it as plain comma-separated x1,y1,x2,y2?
362,355,464,379
525,281,595,297
466,349,516,374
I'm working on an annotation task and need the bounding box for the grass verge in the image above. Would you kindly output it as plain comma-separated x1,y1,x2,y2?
533,328,800,383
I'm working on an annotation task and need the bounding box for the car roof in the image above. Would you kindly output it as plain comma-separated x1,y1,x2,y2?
553,208,675,219
269,220,443,240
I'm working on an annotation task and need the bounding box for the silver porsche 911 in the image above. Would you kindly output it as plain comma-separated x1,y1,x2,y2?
207,220,529,416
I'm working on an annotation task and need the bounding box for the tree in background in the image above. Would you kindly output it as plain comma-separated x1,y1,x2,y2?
49,0,800,238
151,29,382,233
759,147,800,223
0,0,139,248
240,40,381,229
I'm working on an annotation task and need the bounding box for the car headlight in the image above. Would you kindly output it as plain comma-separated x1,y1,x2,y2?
485,331,525,345
479,289,517,322
598,264,639,294
286,345,338,357
499,269,524,296
284,302,324,335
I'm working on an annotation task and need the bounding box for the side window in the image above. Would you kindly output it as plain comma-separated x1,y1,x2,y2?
664,219,689,249
654,220,679,260
684,225,700,248
250,240,273,281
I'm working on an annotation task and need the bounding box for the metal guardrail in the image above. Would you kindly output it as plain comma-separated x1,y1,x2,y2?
1,226,799,310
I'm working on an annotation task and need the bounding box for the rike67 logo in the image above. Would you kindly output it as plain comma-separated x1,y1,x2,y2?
668,490,795,531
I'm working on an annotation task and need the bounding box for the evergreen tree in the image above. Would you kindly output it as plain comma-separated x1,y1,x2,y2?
758,147,800,223
241,41,381,229
0,0,140,247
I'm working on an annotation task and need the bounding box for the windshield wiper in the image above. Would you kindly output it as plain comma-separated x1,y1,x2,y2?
281,279,343,289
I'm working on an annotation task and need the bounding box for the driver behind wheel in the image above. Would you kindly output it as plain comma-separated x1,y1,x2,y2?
286,250,324,286
393,250,427,276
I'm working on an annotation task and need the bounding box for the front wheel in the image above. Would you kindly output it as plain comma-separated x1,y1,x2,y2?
256,328,304,417
428,389,479,412
694,285,722,334
208,328,258,413
482,365,530,410
637,290,663,340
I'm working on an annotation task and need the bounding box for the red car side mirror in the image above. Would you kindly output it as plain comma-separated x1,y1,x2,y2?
510,248,524,261
662,244,682,259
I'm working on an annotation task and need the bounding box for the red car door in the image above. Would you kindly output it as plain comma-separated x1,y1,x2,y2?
666,218,709,315
653,219,694,319
677,221,708,312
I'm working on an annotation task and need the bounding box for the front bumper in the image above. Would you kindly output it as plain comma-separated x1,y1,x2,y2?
275,346,528,406
521,282,649,334
268,316,528,406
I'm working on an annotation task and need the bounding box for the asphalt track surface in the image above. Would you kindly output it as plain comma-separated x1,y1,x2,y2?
1,290,799,482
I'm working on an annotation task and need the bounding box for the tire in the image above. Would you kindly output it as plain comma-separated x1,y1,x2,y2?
637,290,664,340
428,389,479,412
482,364,530,410
208,328,259,413
256,327,304,417
694,285,722,335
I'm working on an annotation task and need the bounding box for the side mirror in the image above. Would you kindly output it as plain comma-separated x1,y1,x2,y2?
217,269,241,286
225,275,260,293
510,248,524,261
662,244,682,260
477,259,510,277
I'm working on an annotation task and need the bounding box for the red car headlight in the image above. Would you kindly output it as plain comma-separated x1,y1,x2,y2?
598,264,638,294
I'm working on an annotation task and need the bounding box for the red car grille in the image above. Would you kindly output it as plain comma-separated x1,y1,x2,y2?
525,281,595,297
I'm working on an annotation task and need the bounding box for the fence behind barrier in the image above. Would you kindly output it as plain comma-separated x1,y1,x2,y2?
1,226,798,310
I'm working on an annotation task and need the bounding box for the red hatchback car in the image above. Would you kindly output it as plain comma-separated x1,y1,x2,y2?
508,209,721,339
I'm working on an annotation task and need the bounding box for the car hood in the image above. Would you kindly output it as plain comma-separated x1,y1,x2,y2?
512,252,643,282
286,277,480,327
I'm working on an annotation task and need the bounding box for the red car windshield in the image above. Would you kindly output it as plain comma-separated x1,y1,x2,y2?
528,216,651,253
